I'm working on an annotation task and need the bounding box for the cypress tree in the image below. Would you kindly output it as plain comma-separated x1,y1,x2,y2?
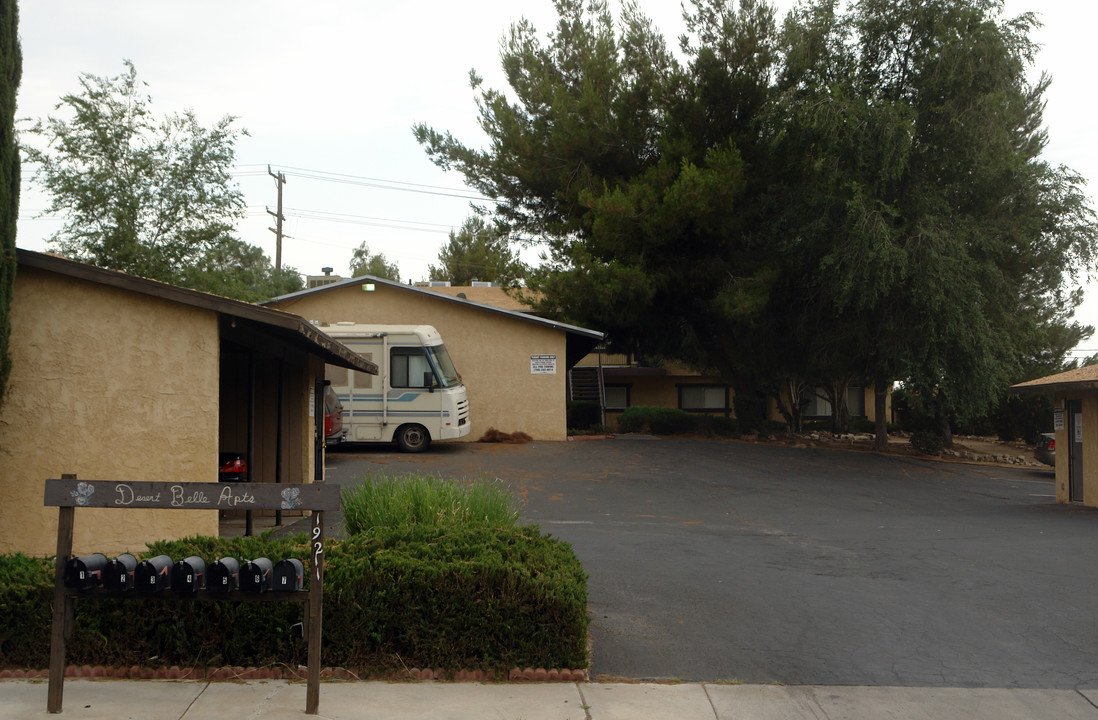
0,0,19,409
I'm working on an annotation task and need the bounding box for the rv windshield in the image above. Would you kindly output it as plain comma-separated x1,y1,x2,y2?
426,345,461,388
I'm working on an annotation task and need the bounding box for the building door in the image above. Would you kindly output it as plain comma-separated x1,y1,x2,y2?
1068,399,1084,502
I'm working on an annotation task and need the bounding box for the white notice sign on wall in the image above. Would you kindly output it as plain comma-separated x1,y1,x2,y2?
531,354,557,374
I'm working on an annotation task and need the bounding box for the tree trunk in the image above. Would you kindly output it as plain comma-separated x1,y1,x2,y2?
935,401,954,449
873,378,889,452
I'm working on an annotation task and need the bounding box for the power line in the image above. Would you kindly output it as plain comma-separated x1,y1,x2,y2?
234,164,497,203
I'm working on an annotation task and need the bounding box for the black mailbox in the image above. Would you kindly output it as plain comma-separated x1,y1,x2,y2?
171,556,206,593
240,557,273,593
63,554,108,590
207,557,240,593
134,555,173,594
103,554,138,591
273,558,304,591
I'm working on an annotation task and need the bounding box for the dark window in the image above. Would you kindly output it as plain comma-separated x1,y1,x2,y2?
391,347,435,389
678,385,729,412
605,384,630,410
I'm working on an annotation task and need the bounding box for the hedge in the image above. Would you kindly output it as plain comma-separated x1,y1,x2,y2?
0,525,588,674
616,406,740,437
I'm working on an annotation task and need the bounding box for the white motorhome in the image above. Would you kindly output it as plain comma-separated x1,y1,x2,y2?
320,323,470,452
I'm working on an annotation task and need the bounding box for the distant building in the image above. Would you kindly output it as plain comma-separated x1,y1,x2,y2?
307,267,343,289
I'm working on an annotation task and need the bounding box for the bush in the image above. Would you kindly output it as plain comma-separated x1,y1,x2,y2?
567,400,601,431
910,430,944,456
695,415,739,437
340,473,522,536
0,526,588,672
733,392,767,432
616,406,696,434
0,553,53,669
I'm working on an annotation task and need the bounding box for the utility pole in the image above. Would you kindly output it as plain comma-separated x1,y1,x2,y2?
267,165,287,271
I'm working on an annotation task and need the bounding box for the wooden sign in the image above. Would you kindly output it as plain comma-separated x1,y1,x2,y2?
44,479,340,511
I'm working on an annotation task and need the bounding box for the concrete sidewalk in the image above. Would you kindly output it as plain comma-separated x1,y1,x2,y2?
4,680,1098,719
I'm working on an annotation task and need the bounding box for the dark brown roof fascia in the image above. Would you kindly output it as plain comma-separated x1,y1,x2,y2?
16,249,377,375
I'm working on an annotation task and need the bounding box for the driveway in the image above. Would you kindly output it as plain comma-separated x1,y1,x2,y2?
325,438,1097,688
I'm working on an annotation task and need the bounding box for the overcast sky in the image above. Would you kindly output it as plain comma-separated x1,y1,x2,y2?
15,1,1098,356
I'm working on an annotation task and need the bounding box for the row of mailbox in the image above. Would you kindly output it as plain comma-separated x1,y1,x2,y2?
63,554,306,594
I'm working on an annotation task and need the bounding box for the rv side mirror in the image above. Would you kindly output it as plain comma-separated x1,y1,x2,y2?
423,371,436,391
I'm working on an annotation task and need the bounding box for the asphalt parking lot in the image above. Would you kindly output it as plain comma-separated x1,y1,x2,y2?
326,437,1098,688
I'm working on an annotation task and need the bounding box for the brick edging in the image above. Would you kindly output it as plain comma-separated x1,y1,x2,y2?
0,665,588,682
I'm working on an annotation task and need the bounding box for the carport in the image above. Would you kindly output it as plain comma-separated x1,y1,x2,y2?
216,309,379,535
1011,366,1098,505
0,250,377,555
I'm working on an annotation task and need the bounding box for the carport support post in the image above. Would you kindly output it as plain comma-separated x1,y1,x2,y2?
47,473,77,714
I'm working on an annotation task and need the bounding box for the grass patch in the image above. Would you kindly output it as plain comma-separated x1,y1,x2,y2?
341,473,523,536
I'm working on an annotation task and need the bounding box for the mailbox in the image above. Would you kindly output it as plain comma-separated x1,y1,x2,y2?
63,554,108,590
240,557,273,593
207,557,240,593
103,554,138,591
273,558,304,591
134,555,173,594
171,556,206,593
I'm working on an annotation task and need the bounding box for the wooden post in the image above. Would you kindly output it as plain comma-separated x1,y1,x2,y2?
305,509,324,715
47,474,77,714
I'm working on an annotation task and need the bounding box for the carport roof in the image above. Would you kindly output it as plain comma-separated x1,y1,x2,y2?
1009,364,1098,394
16,249,378,375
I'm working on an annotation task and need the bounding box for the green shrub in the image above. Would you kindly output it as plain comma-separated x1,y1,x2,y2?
340,473,522,536
733,392,767,432
696,415,739,437
0,526,588,673
0,554,53,669
617,406,697,434
324,524,587,672
567,400,601,431
910,430,944,456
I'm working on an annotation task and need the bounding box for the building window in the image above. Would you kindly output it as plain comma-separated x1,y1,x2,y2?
605,385,630,411
847,386,866,417
391,347,435,388
678,384,729,413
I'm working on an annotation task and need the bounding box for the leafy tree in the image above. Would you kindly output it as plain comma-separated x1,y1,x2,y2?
349,242,401,281
0,0,17,409
22,61,293,300
428,215,527,286
415,0,1097,452
416,0,779,372
181,237,303,302
769,0,1098,448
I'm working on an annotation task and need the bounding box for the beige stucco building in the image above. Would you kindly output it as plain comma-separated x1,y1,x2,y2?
421,285,891,432
267,278,602,442
0,250,375,556
1012,366,1098,506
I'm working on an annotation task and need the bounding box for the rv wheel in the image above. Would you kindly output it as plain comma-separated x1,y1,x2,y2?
396,424,431,453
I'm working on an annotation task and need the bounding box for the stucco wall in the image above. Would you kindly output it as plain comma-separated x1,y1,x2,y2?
271,284,569,441
1053,393,1098,506
0,267,220,556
